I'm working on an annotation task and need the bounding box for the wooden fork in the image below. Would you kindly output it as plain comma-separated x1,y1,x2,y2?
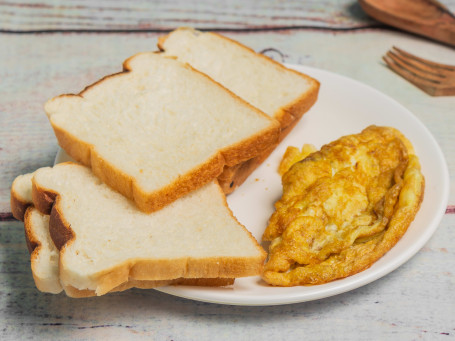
383,46,455,96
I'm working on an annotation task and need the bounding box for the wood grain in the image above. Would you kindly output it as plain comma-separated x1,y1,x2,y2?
359,0,455,47
1,2,455,339
0,0,380,32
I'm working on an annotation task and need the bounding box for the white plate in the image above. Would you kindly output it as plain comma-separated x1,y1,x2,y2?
55,64,449,306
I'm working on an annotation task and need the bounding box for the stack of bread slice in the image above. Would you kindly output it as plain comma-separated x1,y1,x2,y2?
11,28,319,296
11,165,261,297
159,28,320,193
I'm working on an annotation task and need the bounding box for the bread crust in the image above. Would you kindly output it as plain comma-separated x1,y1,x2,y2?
31,164,266,296
46,54,280,213
217,80,319,193
206,31,320,128
213,34,320,192
10,187,30,222
23,207,63,294
158,28,320,194
218,77,319,193
23,208,39,253
218,98,315,193
31,180,58,216
10,173,34,221
63,277,234,298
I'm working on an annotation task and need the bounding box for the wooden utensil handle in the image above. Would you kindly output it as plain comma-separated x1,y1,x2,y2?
359,0,455,47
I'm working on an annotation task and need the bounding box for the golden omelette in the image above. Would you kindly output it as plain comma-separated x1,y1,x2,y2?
262,125,424,286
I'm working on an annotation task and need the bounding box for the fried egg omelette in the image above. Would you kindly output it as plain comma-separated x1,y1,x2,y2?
262,125,424,286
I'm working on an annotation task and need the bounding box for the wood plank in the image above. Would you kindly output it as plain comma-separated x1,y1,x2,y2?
0,0,380,32
1,22,455,340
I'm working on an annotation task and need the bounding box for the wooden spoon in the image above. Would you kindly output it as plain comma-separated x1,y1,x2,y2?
359,0,455,47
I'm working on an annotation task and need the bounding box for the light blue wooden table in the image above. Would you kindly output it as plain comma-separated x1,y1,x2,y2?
1,1,454,340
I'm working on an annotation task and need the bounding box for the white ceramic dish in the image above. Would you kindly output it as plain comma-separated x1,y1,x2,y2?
55,64,449,306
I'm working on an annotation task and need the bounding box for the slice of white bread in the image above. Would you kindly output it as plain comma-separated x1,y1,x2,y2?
11,173,63,293
158,27,320,192
11,172,234,297
24,207,63,294
44,52,280,212
25,208,234,297
10,172,34,222
27,162,265,296
24,208,233,297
